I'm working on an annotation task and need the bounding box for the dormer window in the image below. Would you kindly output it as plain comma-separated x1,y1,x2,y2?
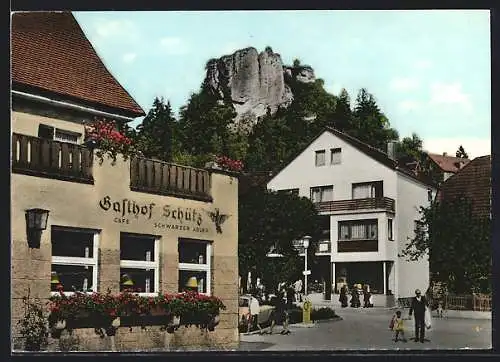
315,150,326,166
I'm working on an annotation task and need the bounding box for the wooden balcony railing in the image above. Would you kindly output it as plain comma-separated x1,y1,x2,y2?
130,157,212,202
315,197,395,214
337,240,378,253
12,133,93,184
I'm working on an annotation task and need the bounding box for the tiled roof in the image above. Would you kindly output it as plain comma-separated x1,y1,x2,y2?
438,155,491,219
11,11,145,118
427,153,470,173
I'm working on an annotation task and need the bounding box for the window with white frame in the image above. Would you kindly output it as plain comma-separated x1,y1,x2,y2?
120,233,159,295
310,185,333,203
330,148,342,165
178,238,212,295
315,150,326,166
51,226,99,294
352,181,383,199
38,124,81,144
338,219,378,241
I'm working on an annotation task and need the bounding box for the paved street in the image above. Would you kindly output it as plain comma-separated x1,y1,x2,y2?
239,307,492,351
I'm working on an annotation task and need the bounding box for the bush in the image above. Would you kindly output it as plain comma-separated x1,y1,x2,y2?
17,295,49,351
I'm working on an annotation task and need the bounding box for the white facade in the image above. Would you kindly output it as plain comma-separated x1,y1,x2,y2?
267,129,434,304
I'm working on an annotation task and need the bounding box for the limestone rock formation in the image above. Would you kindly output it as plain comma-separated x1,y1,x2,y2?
204,47,315,123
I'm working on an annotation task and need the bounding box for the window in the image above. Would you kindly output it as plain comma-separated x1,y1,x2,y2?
38,123,80,144
54,129,80,144
120,233,159,295
338,220,378,241
352,181,383,199
51,226,99,294
278,188,299,196
315,150,326,166
310,185,333,203
330,148,342,165
178,239,212,295
388,219,393,240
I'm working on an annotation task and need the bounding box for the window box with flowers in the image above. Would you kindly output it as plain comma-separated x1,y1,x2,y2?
47,289,226,339
205,155,244,175
84,119,138,165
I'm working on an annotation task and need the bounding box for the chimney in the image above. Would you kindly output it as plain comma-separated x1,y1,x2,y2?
387,141,397,161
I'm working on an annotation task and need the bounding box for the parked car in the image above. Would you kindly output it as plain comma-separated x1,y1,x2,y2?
238,294,275,331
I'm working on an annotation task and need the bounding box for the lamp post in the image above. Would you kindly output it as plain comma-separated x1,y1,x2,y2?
303,235,311,297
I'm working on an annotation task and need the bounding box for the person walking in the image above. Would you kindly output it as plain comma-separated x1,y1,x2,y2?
363,284,373,308
390,310,408,342
247,294,262,334
269,291,290,335
350,284,360,308
286,283,295,309
409,289,429,343
339,284,348,308
294,279,303,303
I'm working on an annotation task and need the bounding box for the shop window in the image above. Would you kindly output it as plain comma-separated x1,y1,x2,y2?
178,238,212,295
388,219,394,240
330,148,342,165
51,226,99,294
310,185,333,203
338,219,378,241
315,150,326,166
120,233,159,295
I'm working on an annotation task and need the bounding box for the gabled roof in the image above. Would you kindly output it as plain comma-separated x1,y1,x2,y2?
267,126,436,188
427,153,470,173
438,155,491,219
11,11,145,118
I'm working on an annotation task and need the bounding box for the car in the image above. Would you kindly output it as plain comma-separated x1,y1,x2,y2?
238,294,275,331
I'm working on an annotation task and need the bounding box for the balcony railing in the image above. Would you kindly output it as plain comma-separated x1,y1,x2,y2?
337,240,378,253
315,197,395,214
11,133,93,184
130,157,212,202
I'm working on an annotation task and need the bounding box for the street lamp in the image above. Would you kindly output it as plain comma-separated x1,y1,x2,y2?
303,235,311,297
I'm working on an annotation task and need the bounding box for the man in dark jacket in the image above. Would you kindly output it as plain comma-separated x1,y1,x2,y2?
409,289,428,343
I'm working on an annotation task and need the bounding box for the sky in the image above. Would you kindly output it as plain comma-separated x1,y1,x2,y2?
73,10,491,159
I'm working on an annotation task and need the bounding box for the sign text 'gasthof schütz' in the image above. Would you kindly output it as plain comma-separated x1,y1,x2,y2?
98,195,209,233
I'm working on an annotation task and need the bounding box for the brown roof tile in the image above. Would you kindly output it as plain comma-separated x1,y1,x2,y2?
427,153,470,173
11,11,145,117
438,155,491,219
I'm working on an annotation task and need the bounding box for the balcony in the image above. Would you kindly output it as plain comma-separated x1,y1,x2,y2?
12,133,94,184
130,157,212,202
315,197,395,214
338,240,378,253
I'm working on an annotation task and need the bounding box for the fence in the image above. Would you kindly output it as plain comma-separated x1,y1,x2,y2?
130,157,212,201
398,293,491,312
12,133,94,183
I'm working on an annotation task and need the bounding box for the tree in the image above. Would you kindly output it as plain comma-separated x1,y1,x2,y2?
351,88,399,150
135,97,177,161
330,88,353,131
400,196,491,294
456,145,469,159
238,187,323,292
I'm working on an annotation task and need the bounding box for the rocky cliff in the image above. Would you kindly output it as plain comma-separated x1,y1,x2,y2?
204,47,315,124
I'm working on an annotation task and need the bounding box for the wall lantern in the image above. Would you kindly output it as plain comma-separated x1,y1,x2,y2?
25,208,50,249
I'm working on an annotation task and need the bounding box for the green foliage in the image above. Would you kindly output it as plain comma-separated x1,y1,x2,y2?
456,145,469,159
17,294,49,351
238,188,322,292
135,97,178,161
400,196,491,294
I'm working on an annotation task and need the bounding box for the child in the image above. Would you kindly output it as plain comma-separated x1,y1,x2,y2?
391,310,407,342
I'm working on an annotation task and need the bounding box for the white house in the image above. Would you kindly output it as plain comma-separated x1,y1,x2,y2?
266,127,436,307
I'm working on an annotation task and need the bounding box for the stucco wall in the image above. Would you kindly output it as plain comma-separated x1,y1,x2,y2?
11,139,239,350
396,172,432,299
267,131,398,200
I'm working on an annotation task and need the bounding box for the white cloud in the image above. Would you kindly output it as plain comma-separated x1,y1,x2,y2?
398,100,422,113
423,137,490,159
429,81,473,112
94,19,136,39
389,77,421,91
159,37,189,55
413,59,433,70
122,53,137,63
